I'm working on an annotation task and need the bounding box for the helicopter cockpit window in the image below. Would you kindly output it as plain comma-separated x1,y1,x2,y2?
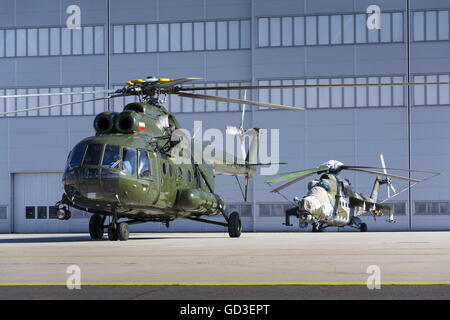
122,148,137,175
67,141,88,170
83,144,103,166
102,145,121,169
138,150,151,179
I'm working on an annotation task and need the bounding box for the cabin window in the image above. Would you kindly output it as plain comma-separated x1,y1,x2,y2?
177,167,183,179
83,143,103,166
67,141,88,169
138,150,151,178
169,165,173,177
102,145,121,169
122,148,137,175
187,170,192,182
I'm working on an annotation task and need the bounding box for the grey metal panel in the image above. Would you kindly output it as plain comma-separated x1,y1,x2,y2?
158,52,206,79
60,56,107,85
110,54,158,84
354,44,407,75
410,0,450,10
15,57,61,87
411,42,450,74
205,51,252,81
254,0,305,17
353,0,406,12
110,0,158,23
305,0,355,14
304,46,356,77
205,0,251,20
15,0,61,27
159,0,205,21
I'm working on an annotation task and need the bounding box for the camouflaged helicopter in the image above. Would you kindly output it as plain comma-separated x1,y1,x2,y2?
266,156,441,232
0,77,305,241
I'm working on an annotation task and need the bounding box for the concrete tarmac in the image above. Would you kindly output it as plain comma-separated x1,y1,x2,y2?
0,232,450,299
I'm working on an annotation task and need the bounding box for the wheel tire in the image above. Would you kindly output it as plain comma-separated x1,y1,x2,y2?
107,225,118,241
359,223,368,232
89,214,104,239
227,212,242,238
312,225,322,232
118,222,129,241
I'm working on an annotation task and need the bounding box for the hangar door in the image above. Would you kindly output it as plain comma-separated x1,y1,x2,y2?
13,173,69,233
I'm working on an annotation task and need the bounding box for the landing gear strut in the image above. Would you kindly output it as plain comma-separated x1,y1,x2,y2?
106,212,129,241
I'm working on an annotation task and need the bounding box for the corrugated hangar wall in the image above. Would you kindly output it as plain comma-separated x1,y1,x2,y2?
0,0,449,233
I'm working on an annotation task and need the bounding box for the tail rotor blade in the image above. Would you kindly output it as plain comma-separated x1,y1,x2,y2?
390,183,397,195
380,153,387,174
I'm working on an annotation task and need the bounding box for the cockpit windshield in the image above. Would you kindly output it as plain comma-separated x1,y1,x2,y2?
83,144,103,165
66,141,88,170
102,145,121,169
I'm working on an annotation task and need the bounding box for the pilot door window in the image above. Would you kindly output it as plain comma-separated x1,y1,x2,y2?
122,148,137,175
102,145,121,169
138,150,151,179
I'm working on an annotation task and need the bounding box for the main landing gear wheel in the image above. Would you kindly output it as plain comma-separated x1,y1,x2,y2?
359,223,368,232
312,225,323,232
118,222,129,241
108,224,119,241
89,214,104,240
228,212,242,238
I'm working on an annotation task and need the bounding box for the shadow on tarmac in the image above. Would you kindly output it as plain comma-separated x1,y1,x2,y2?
0,235,228,244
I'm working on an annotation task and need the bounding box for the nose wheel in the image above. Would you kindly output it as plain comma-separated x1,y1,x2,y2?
311,224,323,232
89,214,105,239
107,222,129,241
359,223,368,232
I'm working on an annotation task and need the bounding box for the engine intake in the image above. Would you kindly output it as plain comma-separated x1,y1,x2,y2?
115,111,149,133
94,112,118,134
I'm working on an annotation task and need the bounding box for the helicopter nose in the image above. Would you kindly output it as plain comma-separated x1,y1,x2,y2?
63,167,121,202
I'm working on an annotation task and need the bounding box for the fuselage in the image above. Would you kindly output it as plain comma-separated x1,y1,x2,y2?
299,174,363,227
62,103,223,220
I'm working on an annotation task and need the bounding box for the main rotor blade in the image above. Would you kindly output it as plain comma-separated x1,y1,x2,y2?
180,81,450,91
0,89,114,99
343,165,442,174
269,172,317,193
266,167,327,184
177,92,304,111
0,96,112,116
345,168,421,182
156,77,202,88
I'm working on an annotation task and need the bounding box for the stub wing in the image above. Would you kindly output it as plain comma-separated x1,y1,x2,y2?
350,196,392,217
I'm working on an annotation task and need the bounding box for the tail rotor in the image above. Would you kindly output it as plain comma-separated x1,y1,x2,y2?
380,153,397,198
